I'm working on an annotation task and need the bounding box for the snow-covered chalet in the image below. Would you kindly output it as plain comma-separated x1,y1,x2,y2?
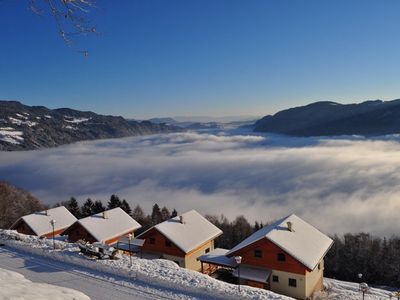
10,206,77,238
199,214,333,300
63,207,141,245
137,210,222,271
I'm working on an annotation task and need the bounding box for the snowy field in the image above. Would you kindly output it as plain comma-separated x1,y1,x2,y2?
0,267,90,300
0,230,394,300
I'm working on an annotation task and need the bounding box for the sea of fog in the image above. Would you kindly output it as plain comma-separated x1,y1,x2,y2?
1,128,400,236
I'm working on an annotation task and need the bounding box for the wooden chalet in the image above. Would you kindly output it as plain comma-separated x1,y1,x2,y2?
200,214,333,300
63,207,141,245
10,206,77,238
137,210,222,271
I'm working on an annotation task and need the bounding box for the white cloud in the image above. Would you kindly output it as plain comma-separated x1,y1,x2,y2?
1,131,400,236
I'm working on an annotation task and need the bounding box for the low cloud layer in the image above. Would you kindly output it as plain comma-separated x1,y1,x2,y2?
1,131,400,236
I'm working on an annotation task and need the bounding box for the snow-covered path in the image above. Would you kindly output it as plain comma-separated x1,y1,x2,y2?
0,247,198,300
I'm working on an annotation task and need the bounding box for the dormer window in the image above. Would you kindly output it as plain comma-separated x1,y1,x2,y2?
277,253,286,262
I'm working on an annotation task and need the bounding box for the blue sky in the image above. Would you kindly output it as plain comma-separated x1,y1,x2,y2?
1,0,400,119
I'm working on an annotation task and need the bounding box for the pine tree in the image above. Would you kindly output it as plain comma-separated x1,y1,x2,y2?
108,194,122,209
151,203,162,225
171,209,178,218
65,197,81,218
254,221,260,232
120,199,132,215
161,206,171,221
92,200,105,214
81,198,94,217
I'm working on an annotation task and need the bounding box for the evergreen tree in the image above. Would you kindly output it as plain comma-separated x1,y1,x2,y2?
171,209,178,218
120,199,132,215
108,194,122,209
65,197,81,218
161,206,171,221
92,200,105,214
151,203,162,225
81,198,94,217
254,221,260,232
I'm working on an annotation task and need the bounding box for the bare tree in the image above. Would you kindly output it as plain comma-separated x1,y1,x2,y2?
27,0,97,51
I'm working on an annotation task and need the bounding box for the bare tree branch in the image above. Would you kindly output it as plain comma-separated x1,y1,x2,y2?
28,0,97,53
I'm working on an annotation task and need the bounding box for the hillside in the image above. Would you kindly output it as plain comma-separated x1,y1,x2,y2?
254,99,400,136
0,181,44,228
0,101,180,151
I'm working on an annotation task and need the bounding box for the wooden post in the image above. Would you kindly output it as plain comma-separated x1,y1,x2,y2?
201,261,204,274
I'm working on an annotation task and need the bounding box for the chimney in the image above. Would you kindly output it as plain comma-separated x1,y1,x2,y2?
102,211,108,219
287,221,293,232
179,215,185,224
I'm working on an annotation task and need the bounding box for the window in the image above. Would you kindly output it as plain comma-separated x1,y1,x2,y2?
205,248,210,253
318,263,321,270
277,253,286,262
254,249,262,258
149,237,155,244
165,240,172,247
272,275,279,283
288,278,297,287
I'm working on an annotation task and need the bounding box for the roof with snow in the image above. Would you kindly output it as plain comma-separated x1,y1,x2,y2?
75,207,141,243
12,206,77,236
140,210,222,254
198,248,237,268
227,214,333,270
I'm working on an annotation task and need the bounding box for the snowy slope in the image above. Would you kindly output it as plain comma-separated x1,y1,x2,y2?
314,278,392,299
0,230,291,300
0,267,90,300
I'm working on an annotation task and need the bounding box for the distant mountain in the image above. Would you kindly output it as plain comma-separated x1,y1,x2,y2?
254,99,400,136
148,117,178,125
146,117,224,130
0,101,180,151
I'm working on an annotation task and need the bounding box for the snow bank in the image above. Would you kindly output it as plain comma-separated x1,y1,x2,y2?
314,278,392,299
0,267,90,300
0,230,291,300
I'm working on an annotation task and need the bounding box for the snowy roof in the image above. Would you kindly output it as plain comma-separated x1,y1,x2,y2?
14,206,77,237
227,214,333,270
140,210,222,254
76,207,141,243
198,248,237,267
232,265,271,283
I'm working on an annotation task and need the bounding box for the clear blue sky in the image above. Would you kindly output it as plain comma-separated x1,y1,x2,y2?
2,0,400,119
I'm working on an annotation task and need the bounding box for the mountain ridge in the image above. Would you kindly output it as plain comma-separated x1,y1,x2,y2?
0,100,180,151
254,99,400,136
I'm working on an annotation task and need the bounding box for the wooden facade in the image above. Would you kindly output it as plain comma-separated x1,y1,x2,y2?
140,228,185,258
140,227,216,270
228,238,308,275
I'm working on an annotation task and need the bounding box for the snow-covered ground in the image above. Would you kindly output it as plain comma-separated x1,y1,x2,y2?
0,230,393,300
0,267,90,300
316,278,393,300
0,230,290,300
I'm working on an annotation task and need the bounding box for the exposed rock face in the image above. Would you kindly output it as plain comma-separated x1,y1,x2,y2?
0,181,44,228
254,99,400,136
0,101,180,151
